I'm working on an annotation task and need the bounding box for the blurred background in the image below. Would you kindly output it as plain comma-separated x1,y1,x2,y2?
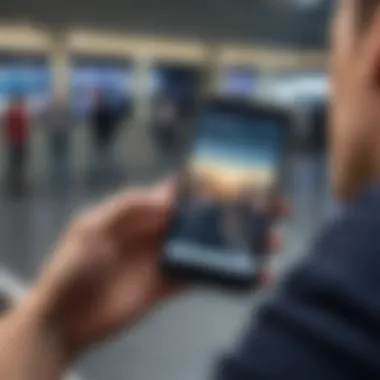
0,1,332,379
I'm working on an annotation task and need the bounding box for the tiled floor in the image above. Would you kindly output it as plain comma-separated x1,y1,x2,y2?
0,149,333,380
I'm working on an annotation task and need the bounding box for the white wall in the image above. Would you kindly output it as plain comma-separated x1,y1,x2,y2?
267,73,329,105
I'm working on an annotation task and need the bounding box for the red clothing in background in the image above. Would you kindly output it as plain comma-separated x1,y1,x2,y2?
4,105,29,145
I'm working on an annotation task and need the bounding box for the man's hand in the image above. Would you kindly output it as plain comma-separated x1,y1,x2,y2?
29,183,175,356
0,182,287,380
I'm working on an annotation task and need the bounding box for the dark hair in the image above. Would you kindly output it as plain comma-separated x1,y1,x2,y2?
357,0,380,27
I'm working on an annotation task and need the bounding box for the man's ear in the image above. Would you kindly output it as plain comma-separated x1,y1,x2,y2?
362,8,380,90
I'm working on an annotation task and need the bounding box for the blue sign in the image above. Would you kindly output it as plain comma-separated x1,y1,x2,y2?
222,68,258,97
71,64,132,117
0,61,51,111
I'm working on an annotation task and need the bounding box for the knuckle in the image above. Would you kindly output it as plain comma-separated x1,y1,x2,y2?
69,211,97,240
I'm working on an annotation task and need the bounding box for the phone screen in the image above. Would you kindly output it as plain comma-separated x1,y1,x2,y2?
162,102,287,282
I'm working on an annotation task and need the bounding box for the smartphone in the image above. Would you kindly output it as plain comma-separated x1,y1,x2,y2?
161,99,290,289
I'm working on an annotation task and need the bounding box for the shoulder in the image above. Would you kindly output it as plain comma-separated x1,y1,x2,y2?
215,190,380,380
279,191,380,319
314,191,380,267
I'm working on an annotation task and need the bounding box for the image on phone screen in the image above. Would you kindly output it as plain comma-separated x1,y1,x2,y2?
163,103,286,280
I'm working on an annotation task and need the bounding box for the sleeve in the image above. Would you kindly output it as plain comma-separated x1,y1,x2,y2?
214,218,380,380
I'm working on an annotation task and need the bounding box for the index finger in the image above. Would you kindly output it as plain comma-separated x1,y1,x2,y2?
94,180,176,230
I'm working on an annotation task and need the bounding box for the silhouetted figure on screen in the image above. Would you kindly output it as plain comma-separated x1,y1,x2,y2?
220,187,271,256
178,196,225,248
235,188,272,254
3,95,29,193
173,175,227,248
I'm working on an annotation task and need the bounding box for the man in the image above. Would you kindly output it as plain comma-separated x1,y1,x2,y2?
89,91,120,183
151,94,179,167
1,0,380,378
43,95,73,187
2,95,29,192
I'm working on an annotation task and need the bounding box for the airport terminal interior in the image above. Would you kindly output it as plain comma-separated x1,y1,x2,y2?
0,1,333,379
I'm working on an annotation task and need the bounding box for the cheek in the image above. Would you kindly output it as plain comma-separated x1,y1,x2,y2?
330,2,356,94
331,39,352,98
330,44,356,154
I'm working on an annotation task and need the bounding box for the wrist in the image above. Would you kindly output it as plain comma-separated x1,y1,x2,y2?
14,289,78,367
0,295,75,380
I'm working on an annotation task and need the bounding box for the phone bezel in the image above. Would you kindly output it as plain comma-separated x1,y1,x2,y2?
160,96,292,289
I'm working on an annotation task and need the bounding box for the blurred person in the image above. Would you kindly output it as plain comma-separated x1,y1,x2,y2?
5,1,380,379
118,93,133,124
2,94,30,193
89,91,121,184
43,95,73,187
151,94,179,167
